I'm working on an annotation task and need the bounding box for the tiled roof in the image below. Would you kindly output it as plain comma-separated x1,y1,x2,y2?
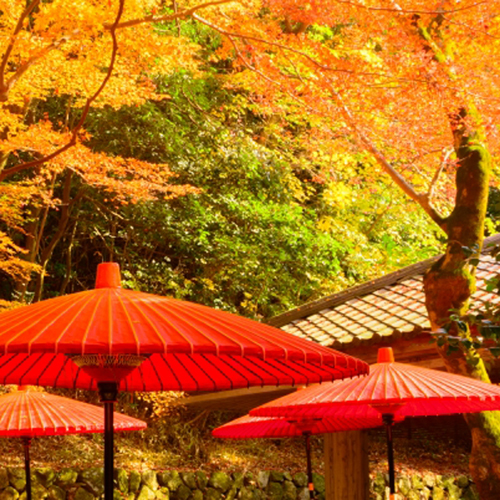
268,234,500,350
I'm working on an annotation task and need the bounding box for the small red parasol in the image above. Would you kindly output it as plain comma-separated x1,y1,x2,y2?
0,386,146,500
0,263,369,500
251,347,500,499
213,410,385,498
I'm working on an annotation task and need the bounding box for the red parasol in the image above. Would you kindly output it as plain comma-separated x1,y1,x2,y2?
0,386,146,500
0,263,369,500
251,347,500,498
213,409,401,498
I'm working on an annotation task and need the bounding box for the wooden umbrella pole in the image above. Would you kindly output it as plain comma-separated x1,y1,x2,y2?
304,432,315,499
99,382,119,500
23,437,32,500
382,414,396,499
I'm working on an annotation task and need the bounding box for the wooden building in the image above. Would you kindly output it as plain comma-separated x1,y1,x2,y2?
185,234,500,499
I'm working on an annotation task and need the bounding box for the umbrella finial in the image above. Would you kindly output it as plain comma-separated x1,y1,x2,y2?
95,263,122,289
377,347,395,363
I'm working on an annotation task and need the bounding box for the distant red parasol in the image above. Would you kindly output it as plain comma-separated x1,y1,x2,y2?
251,347,500,499
0,386,146,500
0,263,369,500
214,410,385,498
213,409,385,440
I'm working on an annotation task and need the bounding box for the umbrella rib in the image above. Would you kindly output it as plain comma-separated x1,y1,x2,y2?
200,353,234,390
393,366,434,400
272,359,311,386
3,395,19,434
156,355,184,391
223,356,266,387
54,356,74,388
40,294,99,354
132,299,196,353
189,354,217,391
157,300,254,356
173,354,201,391
35,393,72,433
215,355,253,388
30,354,55,385
175,298,336,362
3,355,35,384
242,357,283,386
168,300,320,362
417,365,483,394
80,295,105,355
115,294,154,355
143,358,164,391
0,293,87,352
0,353,16,370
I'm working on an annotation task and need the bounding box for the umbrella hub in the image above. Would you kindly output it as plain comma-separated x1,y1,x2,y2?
70,354,147,383
370,403,405,415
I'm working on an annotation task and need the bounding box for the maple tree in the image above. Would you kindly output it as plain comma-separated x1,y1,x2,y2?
0,0,208,295
179,0,500,496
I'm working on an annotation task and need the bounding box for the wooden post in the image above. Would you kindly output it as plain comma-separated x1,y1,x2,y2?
324,430,369,500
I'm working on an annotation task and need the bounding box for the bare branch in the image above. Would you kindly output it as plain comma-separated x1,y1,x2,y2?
335,0,487,15
192,14,364,76
0,0,125,182
325,81,447,229
226,35,281,86
428,147,453,202
107,0,236,30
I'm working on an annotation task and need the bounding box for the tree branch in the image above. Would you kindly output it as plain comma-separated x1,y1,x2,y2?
428,147,453,202
0,0,125,182
0,30,80,102
0,0,40,98
107,0,236,30
325,81,447,230
336,0,486,15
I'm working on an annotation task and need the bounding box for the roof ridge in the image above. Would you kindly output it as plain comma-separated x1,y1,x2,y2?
266,233,500,328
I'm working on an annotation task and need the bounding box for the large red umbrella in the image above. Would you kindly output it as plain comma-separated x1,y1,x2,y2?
0,263,369,500
213,410,386,498
251,347,500,498
0,386,146,500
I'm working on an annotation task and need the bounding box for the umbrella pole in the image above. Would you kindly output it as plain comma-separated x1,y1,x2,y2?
382,414,396,499
23,437,32,500
304,432,315,499
99,382,119,500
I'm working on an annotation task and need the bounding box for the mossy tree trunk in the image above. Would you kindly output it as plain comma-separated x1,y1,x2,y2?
423,109,500,499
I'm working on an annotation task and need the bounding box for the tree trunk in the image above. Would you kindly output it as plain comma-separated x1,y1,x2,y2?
423,111,500,499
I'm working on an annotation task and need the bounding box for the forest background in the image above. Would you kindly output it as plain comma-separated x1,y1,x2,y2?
1,0,500,497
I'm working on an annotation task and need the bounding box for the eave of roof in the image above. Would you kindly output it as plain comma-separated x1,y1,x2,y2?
267,233,500,350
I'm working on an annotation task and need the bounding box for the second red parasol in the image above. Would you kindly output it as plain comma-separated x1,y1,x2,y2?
213,408,387,498
251,347,500,499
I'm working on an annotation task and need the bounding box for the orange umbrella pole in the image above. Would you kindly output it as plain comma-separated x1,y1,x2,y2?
304,432,315,499
382,414,396,498
23,437,32,500
98,382,119,500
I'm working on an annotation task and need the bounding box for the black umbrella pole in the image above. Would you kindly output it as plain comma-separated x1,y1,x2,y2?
99,382,119,500
23,438,32,500
382,414,396,499
304,433,314,499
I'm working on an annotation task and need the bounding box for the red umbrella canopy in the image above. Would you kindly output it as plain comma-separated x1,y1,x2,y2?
251,347,500,419
0,263,368,392
0,387,146,437
212,407,387,439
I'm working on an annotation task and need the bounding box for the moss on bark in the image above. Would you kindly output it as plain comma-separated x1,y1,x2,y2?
423,113,500,499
